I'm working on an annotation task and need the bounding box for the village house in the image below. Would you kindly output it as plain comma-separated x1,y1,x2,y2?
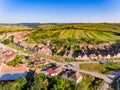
28,56,37,62
116,53,120,58
61,69,75,79
113,54,117,58
13,35,24,44
35,68,41,74
28,56,50,66
75,55,83,60
69,71,83,83
79,44,86,49
54,65,63,75
34,59,50,66
109,41,115,45
42,68,57,76
82,55,89,60
88,44,94,49
106,54,111,59
89,54,97,60
68,49,73,58
61,69,83,83
1,50,17,63
41,65,63,76
0,63,29,81
20,42,29,49
63,50,69,57
97,54,103,59
37,45,52,55
103,43,110,48
28,44,36,50
97,44,105,49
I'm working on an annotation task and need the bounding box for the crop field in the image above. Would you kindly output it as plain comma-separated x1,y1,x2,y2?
27,30,120,44
26,23,120,45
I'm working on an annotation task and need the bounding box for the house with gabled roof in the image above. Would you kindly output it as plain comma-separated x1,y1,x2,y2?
54,65,63,75
1,50,17,63
20,42,29,49
98,54,103,59
61,69,83,83
88,44,94,49
46,68,57,76
82,55,89,60
28,44,36,50
89,54,97,60
37,45,52,55
116,53,120,58
35,68,41,74
79,44,86,49
69,71,83,83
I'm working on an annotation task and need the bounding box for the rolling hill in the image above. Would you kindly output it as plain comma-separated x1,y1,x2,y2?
27,23,120,45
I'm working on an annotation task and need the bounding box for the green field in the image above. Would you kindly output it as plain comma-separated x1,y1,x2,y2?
4,29,120,44
0,25,32,33
79,62,120,74
28,23,120,44
1,23,120,55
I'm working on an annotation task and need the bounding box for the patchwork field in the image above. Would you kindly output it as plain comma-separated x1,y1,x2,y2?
27,29,120,44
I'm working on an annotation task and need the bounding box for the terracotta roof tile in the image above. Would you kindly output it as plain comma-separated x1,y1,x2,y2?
47,68,56,74
70,72,82,81
0,64,28,73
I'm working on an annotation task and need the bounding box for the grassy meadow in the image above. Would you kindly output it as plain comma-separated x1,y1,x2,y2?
0,25,32,33
79,62,120,74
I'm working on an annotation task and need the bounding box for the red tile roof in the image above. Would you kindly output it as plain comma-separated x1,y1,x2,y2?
54,66,63,72
47,68,56,74
0,63,28,73
6,50,13,53
35,68,41,74
4,54,14,58
70,72,82,81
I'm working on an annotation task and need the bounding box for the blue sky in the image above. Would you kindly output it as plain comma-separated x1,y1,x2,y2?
0,0,120,23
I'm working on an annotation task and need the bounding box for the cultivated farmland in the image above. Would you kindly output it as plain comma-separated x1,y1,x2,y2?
27,23,120,45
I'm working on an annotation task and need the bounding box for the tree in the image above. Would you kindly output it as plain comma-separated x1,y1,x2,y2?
69,81,77,90
43,79,49,90
77,82,87,90
0,77,27,90
53,77,66,90
30,73,47,90
7,55,25,66
4,39,11,45
14,77,27,90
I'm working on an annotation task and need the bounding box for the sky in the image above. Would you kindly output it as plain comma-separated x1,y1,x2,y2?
0,0,120,23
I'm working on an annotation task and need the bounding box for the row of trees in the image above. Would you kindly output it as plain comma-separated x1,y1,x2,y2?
0,73,103,90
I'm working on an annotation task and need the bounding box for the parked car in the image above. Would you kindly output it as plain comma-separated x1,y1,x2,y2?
99,60,106,64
